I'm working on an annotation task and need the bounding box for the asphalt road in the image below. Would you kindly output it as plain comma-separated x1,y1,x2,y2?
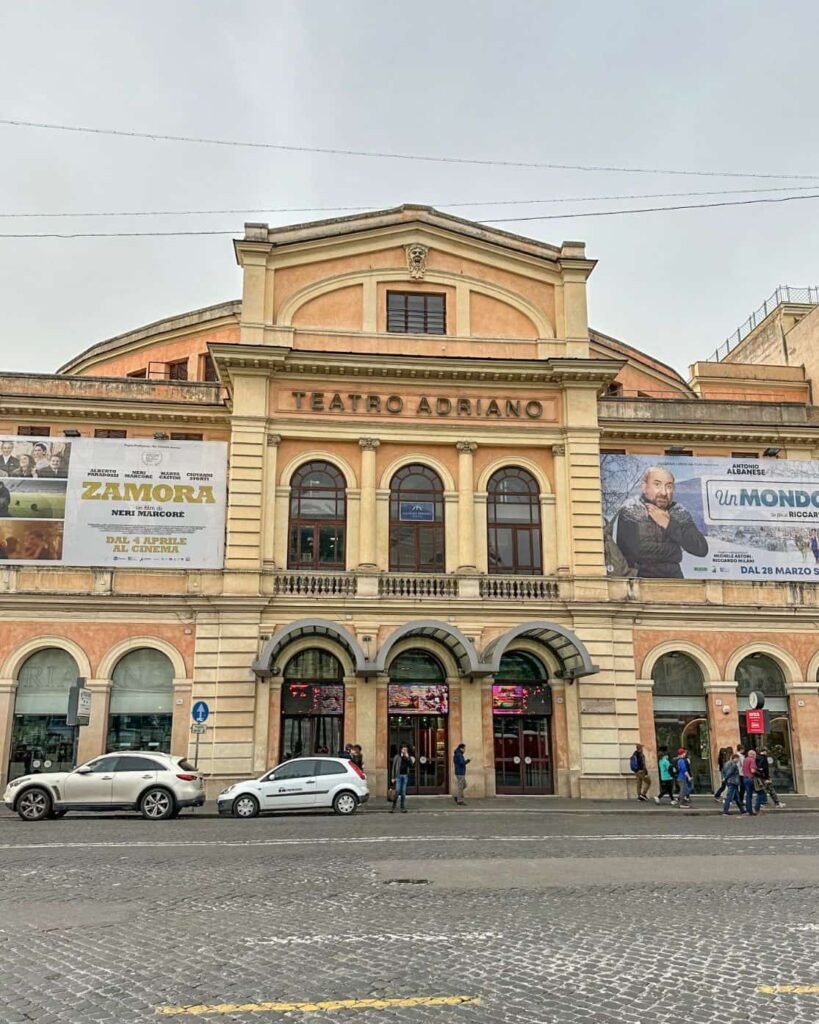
1,807,818,1023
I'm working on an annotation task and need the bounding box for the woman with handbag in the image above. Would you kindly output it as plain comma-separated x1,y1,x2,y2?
390,745,412,814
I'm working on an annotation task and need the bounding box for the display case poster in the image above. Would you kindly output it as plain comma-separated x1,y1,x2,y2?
0,436,227,568
388,684,449,714
492,684,552,715
601,453,819,581
282,684,345,715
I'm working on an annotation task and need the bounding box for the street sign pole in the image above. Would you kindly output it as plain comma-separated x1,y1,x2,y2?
191,702,210,769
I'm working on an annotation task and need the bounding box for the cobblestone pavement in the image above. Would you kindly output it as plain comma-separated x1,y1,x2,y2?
2,810,819,1023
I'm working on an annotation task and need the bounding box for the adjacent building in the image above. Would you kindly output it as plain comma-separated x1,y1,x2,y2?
1,206,818,799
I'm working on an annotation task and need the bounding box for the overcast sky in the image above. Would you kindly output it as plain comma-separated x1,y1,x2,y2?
2,1,819,377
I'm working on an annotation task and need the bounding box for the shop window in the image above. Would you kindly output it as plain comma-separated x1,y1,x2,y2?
281,649,344,760
107,648,174,753
651,653,710,793
200,353,218,382
731,452,758,459
664,448,693,457
167,359,189,381
95,429,127,439
487,467,542,575
389,464,445,573
169,432,203,441
388,650,448,794
17,426,50,436
735,653,793,791
386,292,446,335
604,382,624,398
9,648,79,780
288,461,347,570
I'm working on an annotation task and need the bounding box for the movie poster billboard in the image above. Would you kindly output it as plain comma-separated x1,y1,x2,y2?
0,436,227,568
601,453,819,582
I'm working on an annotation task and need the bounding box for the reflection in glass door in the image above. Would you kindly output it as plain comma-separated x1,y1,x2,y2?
388,714,448,794
493,716,552,794
653,714,710,793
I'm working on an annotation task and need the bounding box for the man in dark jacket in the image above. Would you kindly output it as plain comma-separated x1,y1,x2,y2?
453,743,470,805
610,466,708,578
630,743,651,801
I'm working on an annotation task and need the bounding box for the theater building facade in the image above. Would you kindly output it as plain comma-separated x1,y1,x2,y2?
1,205,819,799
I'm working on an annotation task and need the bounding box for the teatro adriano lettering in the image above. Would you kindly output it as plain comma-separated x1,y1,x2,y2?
290,390,546,419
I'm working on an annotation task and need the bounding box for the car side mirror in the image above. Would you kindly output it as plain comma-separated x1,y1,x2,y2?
75,765,93,775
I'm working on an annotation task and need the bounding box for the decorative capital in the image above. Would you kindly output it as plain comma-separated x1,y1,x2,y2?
266,433,282,448
359,437,381,451
551,444,566,457
405,243,428,280
456,440,478,454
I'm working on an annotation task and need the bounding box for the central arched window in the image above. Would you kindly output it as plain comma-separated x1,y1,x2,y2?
288,461,346,570
108,648,174,753
281,649,344,759
389,465,445,572
487,467,542,574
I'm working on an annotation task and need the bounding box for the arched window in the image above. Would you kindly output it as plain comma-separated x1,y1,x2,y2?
735,654,786,697
388,649,445,683
496,650,548,683
9,648,79,779
389,465,445,572
735,653,793,791
288,461,347,570
283,649,343,681
108,648,174,753
281,649,344,759
651,653,709,794
487,467,542,575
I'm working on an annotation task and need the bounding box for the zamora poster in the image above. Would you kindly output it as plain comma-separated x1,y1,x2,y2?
0,436,227,568
601,453,819,581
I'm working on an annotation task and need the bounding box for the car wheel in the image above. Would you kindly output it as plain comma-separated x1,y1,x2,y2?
139,788,175,821
232,794,260,819
17,788,52,822
333,791,358,816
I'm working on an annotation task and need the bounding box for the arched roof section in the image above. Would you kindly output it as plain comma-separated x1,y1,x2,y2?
380,454,455,492
639,640,720,683
481,622,598,680
253,619,368,677
373,621,482,676
279,450,358,489
0,636,92,681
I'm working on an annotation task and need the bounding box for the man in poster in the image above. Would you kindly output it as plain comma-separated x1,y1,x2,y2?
610,465,709,578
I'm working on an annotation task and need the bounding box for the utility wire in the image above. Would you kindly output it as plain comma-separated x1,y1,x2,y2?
2,116,819,182
2,190,819,238
3,184,819,219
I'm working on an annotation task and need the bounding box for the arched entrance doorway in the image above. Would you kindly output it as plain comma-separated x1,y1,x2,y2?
492,651,552,794
652,653,710,792
9,648,78,780
280,649,344,760
387,649,449,794
107,648,174,752
736,654,794,792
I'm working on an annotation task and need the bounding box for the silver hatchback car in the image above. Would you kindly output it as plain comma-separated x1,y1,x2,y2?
3,751,205,821
218,756,369,817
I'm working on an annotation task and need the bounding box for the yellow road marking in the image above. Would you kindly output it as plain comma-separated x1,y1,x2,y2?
757,985,819,995
156,994,480,1015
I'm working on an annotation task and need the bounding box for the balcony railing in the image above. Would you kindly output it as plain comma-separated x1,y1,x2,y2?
271,572,358,597
378,574,459,599
479,576,561,601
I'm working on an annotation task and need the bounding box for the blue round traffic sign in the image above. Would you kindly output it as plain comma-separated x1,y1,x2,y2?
192,700,210,723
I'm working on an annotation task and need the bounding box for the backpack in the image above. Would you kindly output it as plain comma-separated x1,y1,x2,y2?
629,752,641,773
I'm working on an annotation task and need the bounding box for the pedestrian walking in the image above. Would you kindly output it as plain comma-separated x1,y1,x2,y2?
752,748,769,814
390,744,412,813
675,747,693,807
758,747,785,808
453,743,470,805
741,745,758,815
713,746,734,800
351,744,364,770
720,753,742,815
630,743,651,801
654,746,678,805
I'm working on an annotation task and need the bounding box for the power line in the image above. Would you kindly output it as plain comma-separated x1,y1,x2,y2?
2,116,819,183
3,184,819,219
3,190,819,238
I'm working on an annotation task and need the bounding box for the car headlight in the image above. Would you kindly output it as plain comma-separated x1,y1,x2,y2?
6,777,28,789
218,785,236,798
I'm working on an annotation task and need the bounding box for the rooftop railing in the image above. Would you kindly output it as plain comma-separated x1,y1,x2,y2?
709,285,819,362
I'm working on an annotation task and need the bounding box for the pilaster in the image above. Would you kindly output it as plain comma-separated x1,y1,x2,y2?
358,438,380,568
455,441,478,572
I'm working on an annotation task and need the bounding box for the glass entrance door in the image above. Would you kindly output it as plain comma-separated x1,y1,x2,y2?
281,715,342,760
653,713,711,793
388,714,448,794
493,716,552,794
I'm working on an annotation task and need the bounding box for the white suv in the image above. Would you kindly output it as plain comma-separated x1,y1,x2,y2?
3,752,205,821
218,756,369,817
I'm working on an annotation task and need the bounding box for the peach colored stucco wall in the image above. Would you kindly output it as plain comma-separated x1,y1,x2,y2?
634,629,817,681
81,326,240,379
291,284,364,332
273,249,406,320
469,291,538,339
